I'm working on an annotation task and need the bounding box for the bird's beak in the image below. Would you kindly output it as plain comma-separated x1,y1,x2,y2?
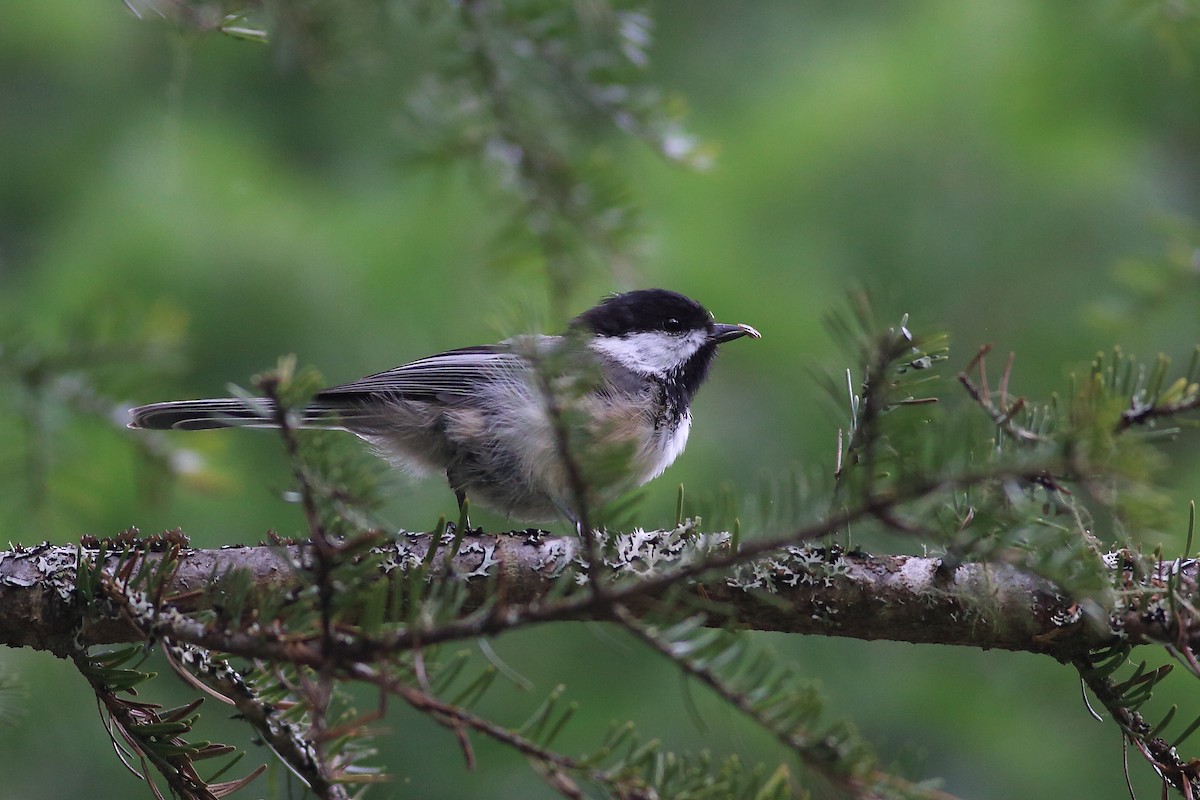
710,322,762,343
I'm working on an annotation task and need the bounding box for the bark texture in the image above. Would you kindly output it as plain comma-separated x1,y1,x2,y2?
0,531,1180,658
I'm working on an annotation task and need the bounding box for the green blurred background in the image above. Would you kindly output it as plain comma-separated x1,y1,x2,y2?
3,1,1200,797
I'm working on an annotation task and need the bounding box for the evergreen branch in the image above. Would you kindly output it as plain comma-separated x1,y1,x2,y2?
834,310,943,483
71,641,266,800
78,534,380,798
526,345,605,597
459,0,593,310
958,346,1048,445
257,365,343,774
351,663,595,797
352,661,808,799
1118,386,1200,431
6,534,1192,662
612,606,960,800
90,561,351,799
1074,653,1200,796
172,644,363,800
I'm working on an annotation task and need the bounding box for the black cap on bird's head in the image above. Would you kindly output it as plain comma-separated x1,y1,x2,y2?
573,289,714,338
572,289,761,343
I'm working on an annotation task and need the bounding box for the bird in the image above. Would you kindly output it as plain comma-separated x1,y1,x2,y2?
128,289,760,523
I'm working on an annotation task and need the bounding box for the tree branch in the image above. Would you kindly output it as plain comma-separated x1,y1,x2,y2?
0,532,1189,661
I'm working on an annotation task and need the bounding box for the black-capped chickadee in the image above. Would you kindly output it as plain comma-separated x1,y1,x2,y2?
128,289,760,523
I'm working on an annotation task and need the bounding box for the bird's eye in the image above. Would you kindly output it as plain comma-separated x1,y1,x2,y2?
663,317,683,333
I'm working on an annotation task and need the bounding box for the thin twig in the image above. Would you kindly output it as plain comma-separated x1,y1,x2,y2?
261,378,340,771
350,664,597,798
958,348,1047,444
612,605,962,800
1118,393,1200,432
524,342,610,606
1074,655,1200,797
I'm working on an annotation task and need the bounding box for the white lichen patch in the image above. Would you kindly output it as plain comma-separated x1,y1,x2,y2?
726,545,851,593
18,543,83,601
534,538,575,577
464,544,500,579
599,521,730,579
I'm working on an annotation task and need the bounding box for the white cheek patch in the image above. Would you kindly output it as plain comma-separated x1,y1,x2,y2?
589,330,707,375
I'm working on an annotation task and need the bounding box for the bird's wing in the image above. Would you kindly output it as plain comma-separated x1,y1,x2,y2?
314,345,530,405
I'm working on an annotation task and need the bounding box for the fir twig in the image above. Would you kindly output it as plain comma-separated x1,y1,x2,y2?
612,606,959,800
958,346,1047,445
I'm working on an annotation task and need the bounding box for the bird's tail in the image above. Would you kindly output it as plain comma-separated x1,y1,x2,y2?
127,398,342,431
